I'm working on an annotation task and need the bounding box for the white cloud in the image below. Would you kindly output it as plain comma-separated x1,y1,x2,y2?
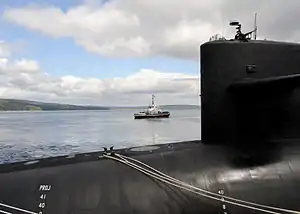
2,0,224,59
4,0,300,59
4,0,300,60
0,42,199,106
3,0,300,105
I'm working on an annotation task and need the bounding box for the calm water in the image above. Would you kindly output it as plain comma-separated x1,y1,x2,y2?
0,109,200,164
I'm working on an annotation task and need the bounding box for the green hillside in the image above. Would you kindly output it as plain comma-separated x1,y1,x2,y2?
0,99,110,111
0,98,200,111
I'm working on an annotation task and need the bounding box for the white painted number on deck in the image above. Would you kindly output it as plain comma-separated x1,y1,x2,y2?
38,184,51,214
218,189,228,214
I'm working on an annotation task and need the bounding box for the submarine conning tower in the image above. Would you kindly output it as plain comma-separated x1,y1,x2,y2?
201,21,300,145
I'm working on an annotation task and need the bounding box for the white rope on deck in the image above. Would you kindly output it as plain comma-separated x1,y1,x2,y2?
103,153,300,214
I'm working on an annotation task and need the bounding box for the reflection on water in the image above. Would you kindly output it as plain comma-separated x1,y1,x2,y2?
0,109,200,164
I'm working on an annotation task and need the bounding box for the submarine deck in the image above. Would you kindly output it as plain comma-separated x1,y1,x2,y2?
1,140,300,214
0,140,200,173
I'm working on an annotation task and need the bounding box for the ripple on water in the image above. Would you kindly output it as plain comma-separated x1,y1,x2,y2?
0,109,200,163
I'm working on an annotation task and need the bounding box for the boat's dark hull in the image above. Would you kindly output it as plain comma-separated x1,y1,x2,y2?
0,140,300,214
134,113,170,119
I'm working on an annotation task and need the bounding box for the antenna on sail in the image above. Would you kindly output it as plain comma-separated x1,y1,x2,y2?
229,13,258,42
254,12,258,40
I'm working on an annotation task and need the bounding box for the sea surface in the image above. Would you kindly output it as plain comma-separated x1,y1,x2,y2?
0,109,200,164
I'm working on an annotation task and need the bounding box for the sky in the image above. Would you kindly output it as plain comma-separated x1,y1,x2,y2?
1,0,300,106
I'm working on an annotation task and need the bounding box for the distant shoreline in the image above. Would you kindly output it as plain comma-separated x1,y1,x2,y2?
0,99,110,111
0,99,200,111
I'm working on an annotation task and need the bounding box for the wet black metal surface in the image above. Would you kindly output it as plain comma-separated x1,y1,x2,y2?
0,140,300,214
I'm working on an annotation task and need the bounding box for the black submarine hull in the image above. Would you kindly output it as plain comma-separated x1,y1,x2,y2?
1,140,300,214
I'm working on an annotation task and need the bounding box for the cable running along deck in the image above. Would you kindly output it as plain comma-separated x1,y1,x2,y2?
103,152,300,214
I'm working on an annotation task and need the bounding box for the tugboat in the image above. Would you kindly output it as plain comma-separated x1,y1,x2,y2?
134,95,170,119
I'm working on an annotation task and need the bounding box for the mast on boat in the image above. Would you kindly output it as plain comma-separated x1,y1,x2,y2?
151,94,155,106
